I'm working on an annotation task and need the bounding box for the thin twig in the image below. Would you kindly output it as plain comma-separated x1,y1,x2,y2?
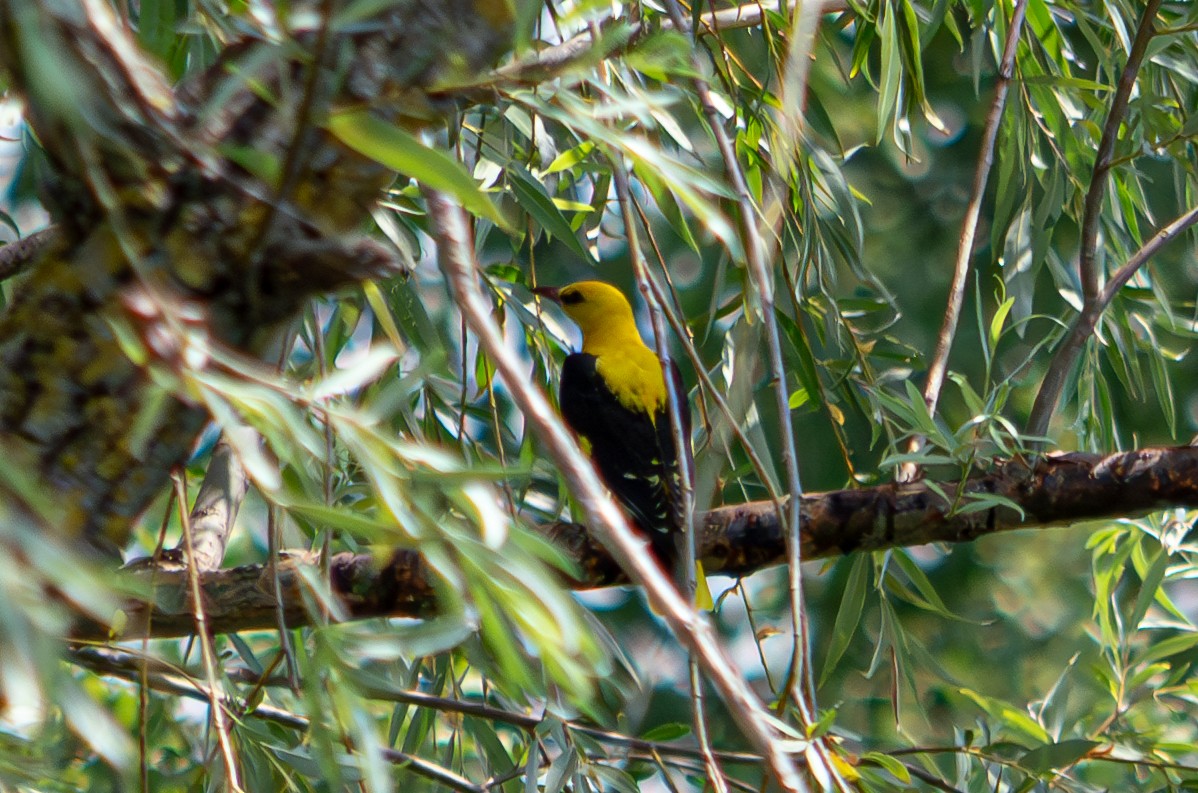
139,491,175,793
1099,204,1198,306
658,0,822,718
483,1,850,89
272,333,302,689
649,747,686,793
68,647,485,793
426,188,808,792
69,645,766,767
900,0,1029,483
611,159,728,792
308,307,337,626
175,471,244,792
689,657,730,792
1026,203,1198,440
759,6,838,760
658,0,841,782
380,749,485,793
1026,0,1163,439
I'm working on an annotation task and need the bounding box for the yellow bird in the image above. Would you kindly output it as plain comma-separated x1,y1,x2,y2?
535,281,711,606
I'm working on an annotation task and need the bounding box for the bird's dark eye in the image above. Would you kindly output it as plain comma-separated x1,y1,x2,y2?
561,290,584,305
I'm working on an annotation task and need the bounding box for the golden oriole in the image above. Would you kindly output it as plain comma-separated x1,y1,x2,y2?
534,281,693,573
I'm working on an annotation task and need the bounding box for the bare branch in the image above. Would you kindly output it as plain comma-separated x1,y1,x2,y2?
0,227,58,282
174,427,254,572
901,0,1029,483
612,160,729,791
84,447,1198,647
1077,0,1164,301
69,645,766,768
1099,204,1198,305
482,1,849,89
67,646,489,793
1026,203,1198,440
174,471,242,791
656,3,823,766
1025,1,1164,439
424,189,809,792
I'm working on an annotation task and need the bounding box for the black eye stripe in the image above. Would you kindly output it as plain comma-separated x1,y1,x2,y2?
561,290,584,305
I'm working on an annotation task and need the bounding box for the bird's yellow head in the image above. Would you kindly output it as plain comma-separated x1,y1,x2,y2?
534,280,665,412
533,281,639,344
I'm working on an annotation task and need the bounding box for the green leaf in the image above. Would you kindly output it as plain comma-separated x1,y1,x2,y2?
861,751,912,783
327,109,508,228
544,747,578,793
0,210,19,237
956,689,1049,744
507,165,594,262
820,555,871,687
890,550,971,622
990,297,1015,348
1022,75,1113,92
1136,632,1198,666
1130,549,1170,631
955,492,1026,520
588,763,640,793
876,2,901,143
1019,739,1099,775
545,141,596,175
640,723,691,742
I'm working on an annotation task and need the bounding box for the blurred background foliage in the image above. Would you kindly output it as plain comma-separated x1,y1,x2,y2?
2,0,1198,790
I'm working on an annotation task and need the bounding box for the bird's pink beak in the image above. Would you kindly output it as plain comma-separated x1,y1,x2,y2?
531,286,561,303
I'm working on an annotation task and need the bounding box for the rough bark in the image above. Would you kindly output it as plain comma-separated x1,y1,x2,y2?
0,0,506,543
75,446,1198,640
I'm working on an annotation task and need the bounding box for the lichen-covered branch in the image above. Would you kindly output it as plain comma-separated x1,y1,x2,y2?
0,0,499,542
79,446,1198,641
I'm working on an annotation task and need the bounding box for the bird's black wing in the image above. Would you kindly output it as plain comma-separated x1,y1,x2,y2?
559,353,691,560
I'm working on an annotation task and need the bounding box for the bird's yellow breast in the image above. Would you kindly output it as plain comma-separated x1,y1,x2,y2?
586,336,667,418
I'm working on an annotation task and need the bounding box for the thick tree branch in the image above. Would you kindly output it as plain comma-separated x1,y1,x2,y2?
0,0,474,543
78,445,1198,642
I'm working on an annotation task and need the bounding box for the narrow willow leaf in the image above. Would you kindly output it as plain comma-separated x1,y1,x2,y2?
507,165,593,262
327,109,508,227
957,688,1049,744
362,280,407,352
876,2,900,143
1019,739,1099,775
820,554,871,687
1131,550,1170,631
990,297,1015,348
